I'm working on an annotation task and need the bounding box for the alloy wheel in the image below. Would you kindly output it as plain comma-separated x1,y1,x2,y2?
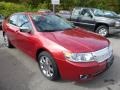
98,28,108,36
39,56,54,78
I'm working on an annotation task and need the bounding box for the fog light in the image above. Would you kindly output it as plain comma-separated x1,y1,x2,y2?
80,75,88,80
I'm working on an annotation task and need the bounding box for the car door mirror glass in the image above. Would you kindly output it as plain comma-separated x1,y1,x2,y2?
20,27,31,33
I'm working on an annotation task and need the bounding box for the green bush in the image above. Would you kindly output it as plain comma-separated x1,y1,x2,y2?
0,2,30,17
0,0,120,17
0,1,50,17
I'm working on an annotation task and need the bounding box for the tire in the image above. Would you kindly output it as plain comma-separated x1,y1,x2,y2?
95,25,109,37
4,33,14,48
38,51,60,81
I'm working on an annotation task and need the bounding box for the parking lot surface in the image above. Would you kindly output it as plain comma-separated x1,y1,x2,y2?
0,31,120,90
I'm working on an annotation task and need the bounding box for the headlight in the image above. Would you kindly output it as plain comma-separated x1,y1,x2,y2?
64,52,94,62
115,21,120,27
64,45,113,63
108,44,113,56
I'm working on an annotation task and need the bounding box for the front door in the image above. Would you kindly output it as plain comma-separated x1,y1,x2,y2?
15,14,36,57
78,9,96,31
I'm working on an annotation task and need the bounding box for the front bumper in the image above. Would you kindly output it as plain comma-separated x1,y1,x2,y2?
56,55,114,80
109,26,120,34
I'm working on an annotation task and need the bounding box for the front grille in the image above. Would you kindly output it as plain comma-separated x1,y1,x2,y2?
92,47,112,63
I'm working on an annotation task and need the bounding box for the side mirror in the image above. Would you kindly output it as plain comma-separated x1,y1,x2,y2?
20,27,31,33
89,14,93,18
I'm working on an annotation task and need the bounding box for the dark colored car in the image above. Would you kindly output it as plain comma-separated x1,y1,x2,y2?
2,12,114,81
59,7,120,36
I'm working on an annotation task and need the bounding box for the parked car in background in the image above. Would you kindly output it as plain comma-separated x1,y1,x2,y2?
38,9,52,13
59,7,120,37
57,10,71,19
2,12,114,81
0,14,4,30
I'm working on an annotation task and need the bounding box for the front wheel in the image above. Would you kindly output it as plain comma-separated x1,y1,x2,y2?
96,25,109,37
38,51,60,81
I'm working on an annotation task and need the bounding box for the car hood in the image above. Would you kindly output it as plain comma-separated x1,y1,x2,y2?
42,28,109,53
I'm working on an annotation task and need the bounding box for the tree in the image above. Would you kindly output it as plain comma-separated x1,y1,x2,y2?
0,0,120,13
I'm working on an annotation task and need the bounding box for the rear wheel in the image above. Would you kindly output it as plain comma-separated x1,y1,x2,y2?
38,51,60,81
96,25,109,37
4,33,14,48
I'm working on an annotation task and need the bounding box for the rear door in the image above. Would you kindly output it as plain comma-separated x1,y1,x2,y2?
5,14,19,47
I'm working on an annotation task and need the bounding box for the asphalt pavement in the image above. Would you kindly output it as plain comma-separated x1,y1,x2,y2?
0,31,120,90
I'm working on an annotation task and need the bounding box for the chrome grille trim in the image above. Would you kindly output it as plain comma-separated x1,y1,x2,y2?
92,47,112,63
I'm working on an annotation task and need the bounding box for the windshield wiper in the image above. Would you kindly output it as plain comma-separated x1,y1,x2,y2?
63,27,76,30
41,27,75,32
42,29,63,32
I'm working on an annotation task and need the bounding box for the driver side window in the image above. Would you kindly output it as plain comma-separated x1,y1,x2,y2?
17,15,32,29
9,15,18,26
80,9,92,18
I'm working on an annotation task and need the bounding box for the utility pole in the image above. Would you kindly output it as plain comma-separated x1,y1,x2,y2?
53,4,55,13
51,0,60,13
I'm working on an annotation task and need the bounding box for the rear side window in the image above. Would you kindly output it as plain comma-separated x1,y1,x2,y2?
9,15,18,26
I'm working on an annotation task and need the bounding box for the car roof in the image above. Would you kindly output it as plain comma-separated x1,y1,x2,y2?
74,7,92,9
74,7,99,11
74,7,115,12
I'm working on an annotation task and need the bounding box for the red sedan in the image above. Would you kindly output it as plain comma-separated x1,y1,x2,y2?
2,12,114,81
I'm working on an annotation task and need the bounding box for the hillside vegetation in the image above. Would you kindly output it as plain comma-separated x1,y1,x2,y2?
0,0,120,16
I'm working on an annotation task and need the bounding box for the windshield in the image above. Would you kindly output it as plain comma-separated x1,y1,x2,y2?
92,9,118,17
104,11,118,16
31,14,74,32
